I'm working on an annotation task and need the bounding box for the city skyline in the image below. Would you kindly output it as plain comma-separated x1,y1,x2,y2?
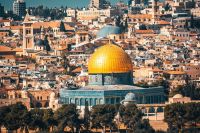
0,0,200,132
1,0,129,10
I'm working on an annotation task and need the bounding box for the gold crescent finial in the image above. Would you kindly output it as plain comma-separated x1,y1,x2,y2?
108,32,111,44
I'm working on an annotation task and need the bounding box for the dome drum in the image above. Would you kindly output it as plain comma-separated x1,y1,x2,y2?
89,72,133,85
88,44,133,86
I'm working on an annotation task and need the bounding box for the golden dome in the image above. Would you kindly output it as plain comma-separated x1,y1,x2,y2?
88,44,133,74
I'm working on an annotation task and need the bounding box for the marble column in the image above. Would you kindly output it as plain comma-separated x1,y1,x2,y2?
155,107,158,120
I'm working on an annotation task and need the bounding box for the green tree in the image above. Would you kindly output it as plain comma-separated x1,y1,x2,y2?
134,119,155,133
115,16,121,27
128,0,132,7
4,102,28,133
164,3,171,11
83,101,90,131
44,35,51,51
119,103,143,132
43,109,56,132
182,78,200,100
20,110,31,133
170,78,200,100
164,103,186,132
60,21,66,32
184,103,200,127
91,104,117,133
123,18,128,32
54,104,80,132
169,85,183,97
0,106,10,133
43,7,50,18
29,108,46,132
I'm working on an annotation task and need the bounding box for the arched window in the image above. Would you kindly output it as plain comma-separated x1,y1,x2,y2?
116,97,120,103
65,98,69,104
111,98,115,104
85,98,89,105
149,107,155,113
75,98,79,105
70,98,73,103
90,98,93,106
35,102,42,108
99,98,103,104
80,98,85,106
106,98,110,104
157,107,164,112
95,98,98,105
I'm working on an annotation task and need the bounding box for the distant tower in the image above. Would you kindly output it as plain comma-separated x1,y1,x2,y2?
152,0,158,24
89,0,106,9
23,10,34,55
13,0,26,18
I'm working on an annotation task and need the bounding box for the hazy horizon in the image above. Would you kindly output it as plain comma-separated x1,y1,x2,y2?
0,0,129,10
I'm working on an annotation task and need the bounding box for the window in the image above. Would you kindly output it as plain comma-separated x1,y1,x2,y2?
95,99,98,105
80,98,85,106
75,98,79,105
116,98,120,103
99,98,103,104
111,98,115,104
26,29,31,34
26,39,30,44
95,75,98,82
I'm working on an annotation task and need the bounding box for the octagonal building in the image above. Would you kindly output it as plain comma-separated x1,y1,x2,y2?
60,44,165,108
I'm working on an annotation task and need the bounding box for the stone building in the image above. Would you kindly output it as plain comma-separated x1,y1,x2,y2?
60,44,165,111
